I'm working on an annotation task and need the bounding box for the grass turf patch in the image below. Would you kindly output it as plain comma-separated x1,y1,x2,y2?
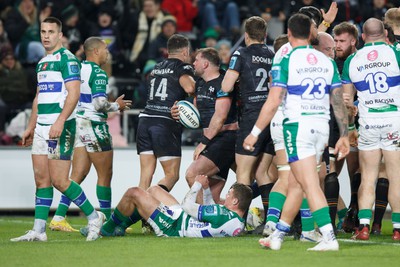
0,217,398,267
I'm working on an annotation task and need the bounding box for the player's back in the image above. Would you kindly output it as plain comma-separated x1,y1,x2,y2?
342,42,400,118
143,58,194,119
229,44,274,115
276,46,340,122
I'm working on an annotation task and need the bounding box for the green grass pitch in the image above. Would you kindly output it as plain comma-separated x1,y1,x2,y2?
0,216,398,267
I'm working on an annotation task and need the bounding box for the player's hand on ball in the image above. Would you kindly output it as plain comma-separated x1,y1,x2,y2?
171,101,180,120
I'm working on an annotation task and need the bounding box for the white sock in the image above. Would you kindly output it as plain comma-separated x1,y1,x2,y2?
53,215,65,222
87,210,98,221
360,218,370,225
33,219,47,233
319,224,336,241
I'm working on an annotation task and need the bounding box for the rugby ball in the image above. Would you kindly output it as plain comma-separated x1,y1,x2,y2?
176,100,200,129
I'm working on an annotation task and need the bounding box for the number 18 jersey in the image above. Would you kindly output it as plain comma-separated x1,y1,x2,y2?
342,42,400,118
271,45,342,122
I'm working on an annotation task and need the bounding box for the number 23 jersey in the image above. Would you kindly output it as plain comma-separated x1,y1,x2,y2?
143,58,195,119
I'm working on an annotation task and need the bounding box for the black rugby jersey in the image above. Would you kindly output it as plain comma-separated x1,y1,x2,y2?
195,72,237,128
228,43,274,114
143,58,195,119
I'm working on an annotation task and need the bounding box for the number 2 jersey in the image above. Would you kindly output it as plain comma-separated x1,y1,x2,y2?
271,45,342,122
342,42,400,118
142,58,195,119
228,43,274,116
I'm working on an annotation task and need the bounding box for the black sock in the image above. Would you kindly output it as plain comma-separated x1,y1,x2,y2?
350,173,361,208
251,181,260,199
259,183,274,222
158,184,170,192
324,172,339,225
373,178,389,225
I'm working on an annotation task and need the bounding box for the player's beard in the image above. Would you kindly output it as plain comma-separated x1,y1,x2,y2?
336,45,353,60
310,36,319,46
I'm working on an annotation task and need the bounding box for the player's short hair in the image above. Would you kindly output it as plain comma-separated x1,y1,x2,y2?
299,6,322,26
83,37,105,53
288,14,311,40
244,16,267,42
384,8,400,29
167,34,190,54
196,47,220,67
332,22,359,47
42,17,62,32
273,34,288,52
230,183,252,213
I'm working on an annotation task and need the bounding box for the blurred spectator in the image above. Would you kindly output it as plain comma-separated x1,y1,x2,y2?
362,0,389,21
198,0,240,40
148,15,177,63
4,0,46,64
96,7,122,59
79,0,116,24
215,39,231,70
201,27,219,48
161,0,199,33
0,48,30,132
247,0,290,43
289,0,323,15
61,4,99,55
0,18,12,52
129,0,167,71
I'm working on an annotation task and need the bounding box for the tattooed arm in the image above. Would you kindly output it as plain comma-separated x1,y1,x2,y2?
330,86,350,160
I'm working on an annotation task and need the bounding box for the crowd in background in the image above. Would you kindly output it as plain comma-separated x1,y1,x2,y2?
1,0,400,144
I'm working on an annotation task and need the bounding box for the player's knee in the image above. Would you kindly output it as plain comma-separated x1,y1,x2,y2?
185,168,196,186
147,185,162,195
125,187,142,199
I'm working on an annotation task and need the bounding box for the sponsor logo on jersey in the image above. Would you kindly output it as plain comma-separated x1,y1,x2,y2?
307,53,318,65
203,205,218,216
158,217,172,229
229,56,237,69
356,62,391,72
271,66,281,80
153,68,174,74
252,55,272,64
68,62,79,74
38,74,47,80
232,228,242,236
295,67,328,74
38,82,62,93
42,63,48,71
365,123,392,129
95,79,107,85
208,86,215,93
367,50,378,61
281,46,289,57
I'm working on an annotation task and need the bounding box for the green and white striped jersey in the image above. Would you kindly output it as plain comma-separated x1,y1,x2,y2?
271,45,342,122
342,42,400,118
36,47,81,125
77,61,109,122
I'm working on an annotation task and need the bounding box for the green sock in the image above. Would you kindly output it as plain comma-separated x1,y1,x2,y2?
63,181,94,216
337,208,348,221
300,198,314,231
358,209,372,222
54,195,72,217
35,187,53,220
312,206,331,228
97,185,112,220
391,212,400,226
103,208,128,233
266,192,286,223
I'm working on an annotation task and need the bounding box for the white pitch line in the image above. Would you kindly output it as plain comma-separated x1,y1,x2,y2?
338,238,400,246
0,218,85,227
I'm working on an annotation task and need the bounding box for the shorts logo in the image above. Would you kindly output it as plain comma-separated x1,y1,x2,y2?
307,53,318,65
387,131,399,141
232,228,242,236
285,130,294,154
47,139,58,155
311,129,315,134
367,50,378,61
